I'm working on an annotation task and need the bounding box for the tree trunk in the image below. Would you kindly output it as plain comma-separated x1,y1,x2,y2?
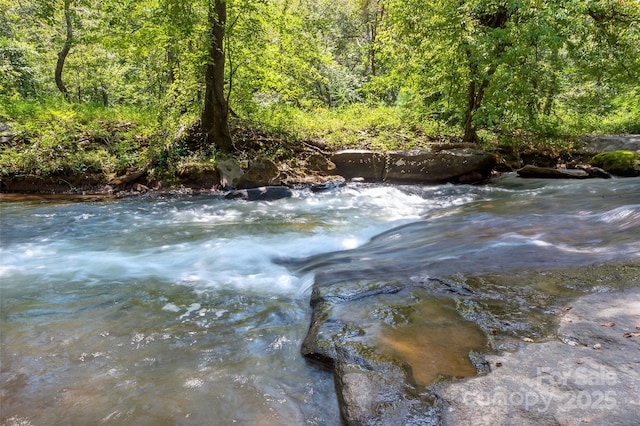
55,0,73,100
201,0,234,152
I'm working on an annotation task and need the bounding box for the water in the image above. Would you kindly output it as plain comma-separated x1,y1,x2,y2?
1,175,639,424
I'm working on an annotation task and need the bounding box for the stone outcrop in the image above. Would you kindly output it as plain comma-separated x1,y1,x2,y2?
301,278,435,425
330,150,387,181
580,135,640,153
436,287,640,426
306,154,337,176
385,149,496,183
216,157,283,191
331,148,496,184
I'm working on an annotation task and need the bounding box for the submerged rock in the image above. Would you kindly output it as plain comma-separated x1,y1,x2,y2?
436,287,640,425
224,186,292,201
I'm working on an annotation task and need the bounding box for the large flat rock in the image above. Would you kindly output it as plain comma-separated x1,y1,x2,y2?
580,135,640,153
437,287,640,425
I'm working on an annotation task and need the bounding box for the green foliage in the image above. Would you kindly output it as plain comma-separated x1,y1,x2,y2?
590,150,640,176
0,97,162,178
1,0,639,185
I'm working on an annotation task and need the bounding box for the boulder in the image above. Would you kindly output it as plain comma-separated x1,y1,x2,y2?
306,154,337,175
310,177,346,193
590,150,640,177
517,165,590,179
331,150,386,181
216,159,244,189
437,287,640,426
224,185,292,201
236,158,281,189
301,279,432,425
384,149,496,183
580,135,640,153
331,149,496,184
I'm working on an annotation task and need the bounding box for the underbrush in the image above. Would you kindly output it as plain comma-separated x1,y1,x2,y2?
0,96,164,179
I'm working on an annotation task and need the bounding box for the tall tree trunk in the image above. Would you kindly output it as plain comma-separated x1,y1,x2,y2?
463,77,490,143
55,0,73,100
201,0,234,152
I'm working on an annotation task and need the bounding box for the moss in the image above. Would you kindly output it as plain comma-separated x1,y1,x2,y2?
590,150,640,176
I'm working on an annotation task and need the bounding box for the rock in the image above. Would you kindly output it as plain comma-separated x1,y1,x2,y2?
589,150,640,177
216,159,244,189
310,177,345,193
109,168,146,185
580,135,640,153
224,186,292,201
306,154,337,175
236,158,281,189
385,149,496,183
517,165,591,179
576,164,612,179
436,287,640,426
301,278,433,425
176,162,220,188
331,149,496,184
333,344,431,426
0,123,14,144
331,150,386,181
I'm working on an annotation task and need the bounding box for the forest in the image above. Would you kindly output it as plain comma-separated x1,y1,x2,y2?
1,0,639,184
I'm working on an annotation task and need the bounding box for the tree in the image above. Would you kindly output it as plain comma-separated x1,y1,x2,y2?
201,0,234,152
55,0,73,100
381,0,640,141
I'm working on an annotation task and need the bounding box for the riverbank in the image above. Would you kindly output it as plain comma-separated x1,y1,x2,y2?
2,133,639,196
2,99,638,195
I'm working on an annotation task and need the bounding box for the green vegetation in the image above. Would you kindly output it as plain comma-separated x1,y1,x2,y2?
590,150,640,176
1,0,639,186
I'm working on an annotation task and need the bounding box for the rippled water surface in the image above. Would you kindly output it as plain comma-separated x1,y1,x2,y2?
1,175,639,424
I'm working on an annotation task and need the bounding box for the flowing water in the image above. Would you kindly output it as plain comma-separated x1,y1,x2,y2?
1,175,639,425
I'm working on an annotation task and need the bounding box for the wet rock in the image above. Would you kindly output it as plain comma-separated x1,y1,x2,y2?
436,287,640,426
589,150,640,177
333,344,434,426
576,164,612,179
331,150,386,181
385,149,495,183
517,165,591,179
224,185,292,201
302,278,436,425
216,159,244,189
310,177,346,193
236,158,281,189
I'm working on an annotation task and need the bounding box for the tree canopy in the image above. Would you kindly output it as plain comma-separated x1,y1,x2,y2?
2,0,639,149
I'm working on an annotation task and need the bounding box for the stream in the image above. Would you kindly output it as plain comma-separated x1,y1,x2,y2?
1,174,639,425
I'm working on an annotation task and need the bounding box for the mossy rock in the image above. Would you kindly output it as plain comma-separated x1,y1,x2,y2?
590,150,640,177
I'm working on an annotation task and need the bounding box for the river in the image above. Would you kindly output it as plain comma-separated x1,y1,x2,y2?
1,175,639,425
